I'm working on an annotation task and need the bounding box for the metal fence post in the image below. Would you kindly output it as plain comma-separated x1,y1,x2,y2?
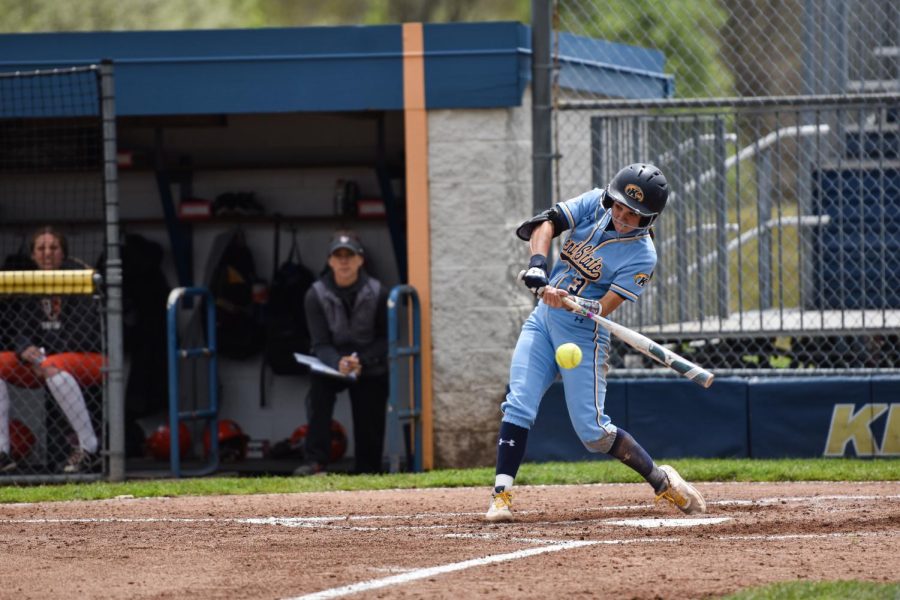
99,60,125,482
715,116,729,319
532,0,554,212
387,285,422,472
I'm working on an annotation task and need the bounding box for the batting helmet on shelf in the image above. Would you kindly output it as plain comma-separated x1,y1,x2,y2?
289,420,348,463
9,419,36,461
145,423,191,461
601,163,669,229
203,419,249,462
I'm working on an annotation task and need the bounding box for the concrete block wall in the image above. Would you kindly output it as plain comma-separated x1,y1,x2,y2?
427,91,535,468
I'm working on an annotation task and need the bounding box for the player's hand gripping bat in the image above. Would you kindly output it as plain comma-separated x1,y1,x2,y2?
558,295,714,388
517,271,714,388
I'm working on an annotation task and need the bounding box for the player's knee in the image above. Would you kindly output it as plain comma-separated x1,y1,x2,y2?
498,408,535,431
581,426,618,453
499,398,538,429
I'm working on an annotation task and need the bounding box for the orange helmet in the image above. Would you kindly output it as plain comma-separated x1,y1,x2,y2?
146,423,191,461
203,419,249,462
9,419,36,461
290,420,347,463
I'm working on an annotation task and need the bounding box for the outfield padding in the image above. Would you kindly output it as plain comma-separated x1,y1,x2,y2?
525,376,900,461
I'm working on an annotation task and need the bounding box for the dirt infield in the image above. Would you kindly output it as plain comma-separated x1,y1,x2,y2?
0,480,897,599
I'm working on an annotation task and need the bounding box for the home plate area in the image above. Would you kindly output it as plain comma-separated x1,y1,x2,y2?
0,481,897,599
604,516,731,527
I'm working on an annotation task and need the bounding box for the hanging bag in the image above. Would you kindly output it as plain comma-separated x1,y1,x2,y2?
259,218,317,405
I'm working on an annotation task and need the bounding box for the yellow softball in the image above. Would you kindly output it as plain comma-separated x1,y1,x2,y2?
555,343,582,369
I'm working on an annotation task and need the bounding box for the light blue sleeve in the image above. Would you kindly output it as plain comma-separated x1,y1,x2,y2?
609,243,657,303
556,188,602,231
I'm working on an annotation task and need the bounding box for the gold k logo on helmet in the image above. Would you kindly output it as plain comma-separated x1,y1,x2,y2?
624,184,644,202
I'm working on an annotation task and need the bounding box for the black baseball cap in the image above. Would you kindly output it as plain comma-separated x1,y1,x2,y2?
328,232,364,256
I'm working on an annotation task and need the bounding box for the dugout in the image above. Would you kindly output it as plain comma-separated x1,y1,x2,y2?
0,22,672,473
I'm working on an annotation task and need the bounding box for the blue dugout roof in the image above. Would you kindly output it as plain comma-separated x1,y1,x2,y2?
0,22,672,116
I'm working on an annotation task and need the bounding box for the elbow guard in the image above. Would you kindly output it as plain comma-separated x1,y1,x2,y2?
515,207,569,241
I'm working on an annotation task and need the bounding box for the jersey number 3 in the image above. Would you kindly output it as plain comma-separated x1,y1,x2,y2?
567,277,587,295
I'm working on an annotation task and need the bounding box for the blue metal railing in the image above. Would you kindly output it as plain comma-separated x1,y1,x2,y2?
166,287,219,477
386,285,422,472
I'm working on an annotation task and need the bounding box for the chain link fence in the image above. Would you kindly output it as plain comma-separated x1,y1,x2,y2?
0,66,112,481
554,0,897,100
552,0,900,376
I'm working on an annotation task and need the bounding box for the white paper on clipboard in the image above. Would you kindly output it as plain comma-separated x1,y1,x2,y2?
293,352,357,381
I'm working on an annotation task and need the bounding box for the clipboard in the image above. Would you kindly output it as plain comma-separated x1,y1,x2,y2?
293,352,357,381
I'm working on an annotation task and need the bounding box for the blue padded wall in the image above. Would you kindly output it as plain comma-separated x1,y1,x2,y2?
524,376,900,462
627,378,748,459
869,377,900,450
748,377,866,457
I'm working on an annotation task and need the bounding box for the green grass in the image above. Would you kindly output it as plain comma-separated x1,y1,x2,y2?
722,580,900,600
0,458,896,504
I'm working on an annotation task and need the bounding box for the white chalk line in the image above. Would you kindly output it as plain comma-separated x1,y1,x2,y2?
0,515,719,533
2,493,895,528
0,492,895,528
281,539,599,600
442,532,684,545
604,517,732,528
714,530,897,542
5,516,896,548
712,494,900,507
283,529,900,600
441,528,900,545
0,517,219,524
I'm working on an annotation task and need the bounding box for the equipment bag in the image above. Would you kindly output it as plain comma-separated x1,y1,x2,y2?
259,220,316,407
262,219,316,378
208,228,266,359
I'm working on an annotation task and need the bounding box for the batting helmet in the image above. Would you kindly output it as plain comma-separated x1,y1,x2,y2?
601,163,669,229
203,419,249,462
290,420,348,463
145,423,191,461
9,419,36,461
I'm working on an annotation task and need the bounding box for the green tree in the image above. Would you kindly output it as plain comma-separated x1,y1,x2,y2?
261,0,528,26
0,0,262,32
557,0,733,98
0,0,530,33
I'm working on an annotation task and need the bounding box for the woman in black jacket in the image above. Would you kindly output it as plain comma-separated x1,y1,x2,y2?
294,231,389,475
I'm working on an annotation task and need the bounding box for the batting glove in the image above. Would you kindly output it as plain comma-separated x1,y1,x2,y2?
522,254,549,296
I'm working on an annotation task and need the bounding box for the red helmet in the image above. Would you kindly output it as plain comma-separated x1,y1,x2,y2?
145,423,191,461
290,420,347,463
9,419,36,461
203,419,249,462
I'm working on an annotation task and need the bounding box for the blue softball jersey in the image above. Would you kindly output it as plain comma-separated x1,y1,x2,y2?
552,188,657,304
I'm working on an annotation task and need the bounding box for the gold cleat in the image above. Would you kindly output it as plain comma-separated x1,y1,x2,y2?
485,489,514,522
655,465,707,515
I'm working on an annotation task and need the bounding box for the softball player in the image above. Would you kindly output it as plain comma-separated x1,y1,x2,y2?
0,227,103,474
486,163,707,522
